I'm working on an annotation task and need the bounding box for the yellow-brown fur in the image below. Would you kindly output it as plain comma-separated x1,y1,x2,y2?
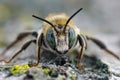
42,13,78,35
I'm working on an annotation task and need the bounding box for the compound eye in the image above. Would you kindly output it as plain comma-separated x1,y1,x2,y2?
68,27,75,48
46,28,56,49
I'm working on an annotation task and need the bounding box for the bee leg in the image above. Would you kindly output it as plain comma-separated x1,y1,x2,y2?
0,39,36,63
77,35,87,70
0,31,38,56
86,36,120,60
32,46,40,66
32,33,43,66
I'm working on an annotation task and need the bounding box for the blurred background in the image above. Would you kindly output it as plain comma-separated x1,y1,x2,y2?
0,0,120,79
0,0,120,70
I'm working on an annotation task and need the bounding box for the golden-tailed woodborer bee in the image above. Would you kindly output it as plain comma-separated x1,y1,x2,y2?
0,8,119,70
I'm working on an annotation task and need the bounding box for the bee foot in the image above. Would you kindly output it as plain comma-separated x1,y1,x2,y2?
77,64,84,71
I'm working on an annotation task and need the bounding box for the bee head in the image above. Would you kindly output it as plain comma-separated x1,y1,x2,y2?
32,8,83,54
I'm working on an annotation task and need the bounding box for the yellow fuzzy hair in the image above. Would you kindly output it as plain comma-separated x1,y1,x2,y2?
42,13,77,34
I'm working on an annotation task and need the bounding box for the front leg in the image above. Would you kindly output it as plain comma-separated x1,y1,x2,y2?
32,33,44,66
77,34,87,70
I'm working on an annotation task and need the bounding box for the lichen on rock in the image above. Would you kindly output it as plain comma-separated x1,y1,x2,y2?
0,54,111,80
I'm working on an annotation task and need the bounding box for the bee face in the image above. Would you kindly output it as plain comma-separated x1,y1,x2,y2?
46,26,68,54
46,25,76,54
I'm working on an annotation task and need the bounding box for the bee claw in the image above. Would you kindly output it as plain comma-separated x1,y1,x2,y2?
77,63,84,71
0,59,8,65
30,62,39,67
0,59,7,63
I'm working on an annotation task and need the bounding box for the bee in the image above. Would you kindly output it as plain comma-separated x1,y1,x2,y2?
0,8,119,70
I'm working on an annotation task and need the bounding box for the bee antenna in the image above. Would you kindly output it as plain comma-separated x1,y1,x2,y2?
63,8,83,33
32,15,59,33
